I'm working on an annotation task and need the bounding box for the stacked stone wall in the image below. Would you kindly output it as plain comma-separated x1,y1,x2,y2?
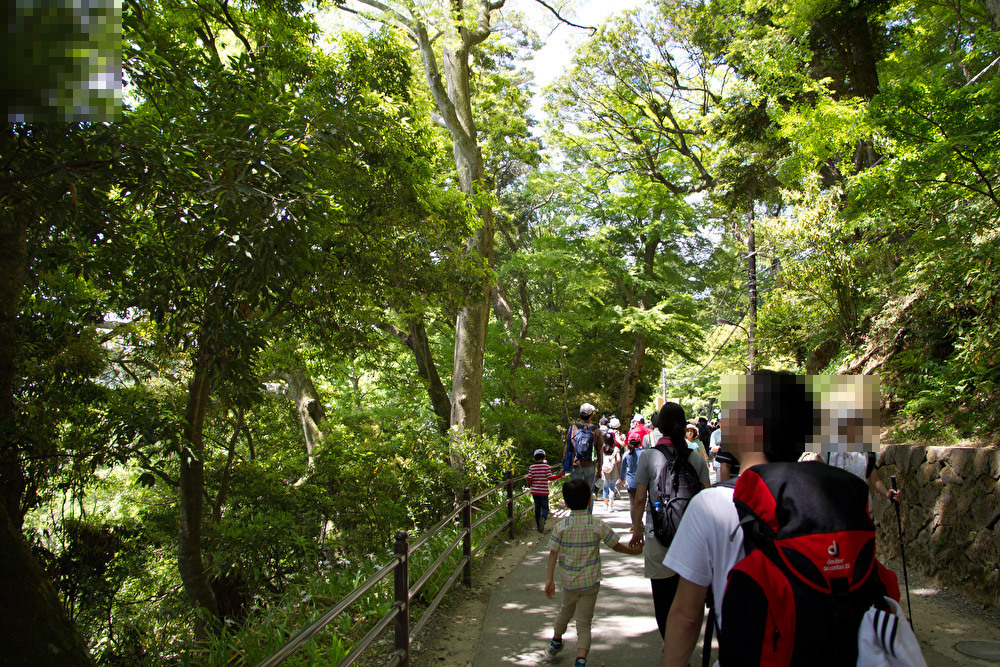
872,444,1000,611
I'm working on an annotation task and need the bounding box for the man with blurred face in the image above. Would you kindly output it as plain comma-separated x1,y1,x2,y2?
659,372,819,667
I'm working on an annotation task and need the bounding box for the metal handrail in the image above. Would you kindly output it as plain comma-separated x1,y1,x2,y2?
409,554,467,640
256,465,544,666
471,499,509,530
257,556,403,667
407,504,464,555
472,521,509,558
408,527,466,600
340,603,402,666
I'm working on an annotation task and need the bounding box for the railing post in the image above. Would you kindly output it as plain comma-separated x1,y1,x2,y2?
462,488,473,587
506,469,515,539
394,530,409,666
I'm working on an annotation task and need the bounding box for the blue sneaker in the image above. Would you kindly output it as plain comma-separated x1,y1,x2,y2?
545,639,563,658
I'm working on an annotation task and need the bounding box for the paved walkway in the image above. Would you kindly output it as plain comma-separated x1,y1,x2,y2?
473,496,703,666
472,492,1000,667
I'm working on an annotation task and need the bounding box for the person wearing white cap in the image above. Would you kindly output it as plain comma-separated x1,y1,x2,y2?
606,417,625,451
562,403,604,514
605,417,626,502
528,448,564,532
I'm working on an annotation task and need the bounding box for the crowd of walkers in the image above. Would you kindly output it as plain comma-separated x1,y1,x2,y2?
526,373,922,667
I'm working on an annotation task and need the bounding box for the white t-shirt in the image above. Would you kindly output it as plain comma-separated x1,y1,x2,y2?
662,484,743,626
828,451,869,480
635,443,711,578
710,428,722,452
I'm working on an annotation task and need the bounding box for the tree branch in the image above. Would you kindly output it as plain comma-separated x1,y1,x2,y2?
213,409,244,524
965,54,1000,86
132,448,179,488
372,321,414,348
531,0,597,34
414,22,471,147
430,111,449,129
345,0,415,33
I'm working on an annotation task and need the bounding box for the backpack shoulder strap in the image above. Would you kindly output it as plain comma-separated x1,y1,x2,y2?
564,424,580,464
703,596,717,667
866,451,878,478
721,552,796,666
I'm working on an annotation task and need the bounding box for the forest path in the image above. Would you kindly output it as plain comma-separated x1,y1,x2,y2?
410,494,1000,666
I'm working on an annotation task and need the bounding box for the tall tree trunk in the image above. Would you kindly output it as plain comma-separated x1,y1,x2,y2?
843,8,880,101
441,41,494,442
449,253,491,441
0,213,94,663
411,12,497,448
988,0,1000,27
817,5,882,170
280,369,325,463
0,501,95,665
617,333,647,420
373,318,452,433
212,409,244,525
614,236,656,420
407,317,452,433
178,338,220,623
507,276,533,406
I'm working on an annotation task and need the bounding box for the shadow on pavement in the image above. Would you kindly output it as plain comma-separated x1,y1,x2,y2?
474,499,689,666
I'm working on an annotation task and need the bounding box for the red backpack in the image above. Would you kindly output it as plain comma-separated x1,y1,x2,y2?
720,461,900,666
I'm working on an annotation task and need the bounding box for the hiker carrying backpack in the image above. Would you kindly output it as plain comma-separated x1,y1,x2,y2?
567,422,596,464
647,438,704,548
720,461,910,667
562,403,601,474
633,401,711,641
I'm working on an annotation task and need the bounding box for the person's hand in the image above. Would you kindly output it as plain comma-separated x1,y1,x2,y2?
544,580,556,599
629,529,644,549
887,488,902,502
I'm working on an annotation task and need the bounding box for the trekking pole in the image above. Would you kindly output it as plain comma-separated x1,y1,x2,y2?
890,475,914,629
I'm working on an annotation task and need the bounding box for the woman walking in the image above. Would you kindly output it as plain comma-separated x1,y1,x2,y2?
599,440,621,511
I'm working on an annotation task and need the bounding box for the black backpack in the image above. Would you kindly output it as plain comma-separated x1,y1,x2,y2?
569,423,595,462
719,461,900,666
648,442,702,548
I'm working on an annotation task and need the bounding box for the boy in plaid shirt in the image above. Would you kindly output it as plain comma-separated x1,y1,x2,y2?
544,478,641,666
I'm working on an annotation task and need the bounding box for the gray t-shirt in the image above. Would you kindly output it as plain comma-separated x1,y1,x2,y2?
634,442,711,578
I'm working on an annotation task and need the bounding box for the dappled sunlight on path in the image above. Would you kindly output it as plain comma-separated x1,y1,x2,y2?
903,581,1000,665
473,496,1000,667
474,498,672,666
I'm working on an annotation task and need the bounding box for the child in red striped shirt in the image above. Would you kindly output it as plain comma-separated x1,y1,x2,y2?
528,449,563,533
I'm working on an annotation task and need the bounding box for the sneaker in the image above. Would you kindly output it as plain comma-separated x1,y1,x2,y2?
545,639,563,658
574,658,587,666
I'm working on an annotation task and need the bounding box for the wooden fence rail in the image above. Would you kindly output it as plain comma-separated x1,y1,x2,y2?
257,466,553,666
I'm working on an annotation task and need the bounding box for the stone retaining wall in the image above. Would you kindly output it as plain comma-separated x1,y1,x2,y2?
872,444,1000,610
